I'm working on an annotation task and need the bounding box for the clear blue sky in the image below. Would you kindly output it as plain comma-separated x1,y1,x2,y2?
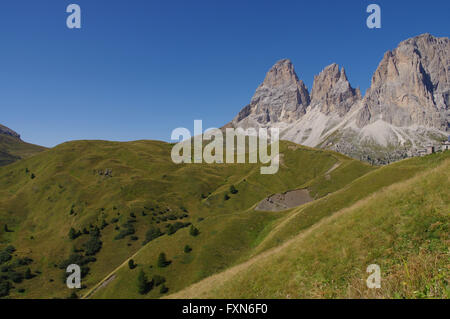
1,0,449,147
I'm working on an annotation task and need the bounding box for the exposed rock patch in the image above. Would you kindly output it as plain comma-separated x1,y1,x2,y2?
255,189,313,212
0,124,21,139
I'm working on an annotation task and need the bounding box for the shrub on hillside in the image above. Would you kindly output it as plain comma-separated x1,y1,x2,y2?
58,253,95,270
184,245,192,253
83,235,102,256
114,223,135,240
152,275,166,286
128,259,136,270
10,271,24,283
137,269,153,295
157,253,170,268
4,246,15,254
0,251,12,265
142,226,162,245
229,185,238,194
189,225,199,237
68,228,81,240
159,284,169,294
25,268,33,279
0,280,11,297
167,222,191,236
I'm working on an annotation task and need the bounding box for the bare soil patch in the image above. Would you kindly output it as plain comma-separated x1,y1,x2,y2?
255,189,313,212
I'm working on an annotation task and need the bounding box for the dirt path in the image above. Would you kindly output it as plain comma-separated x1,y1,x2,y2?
82,248,142,299
325,162,342,175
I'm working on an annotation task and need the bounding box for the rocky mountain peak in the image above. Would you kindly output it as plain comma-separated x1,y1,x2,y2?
357,33,449,129
0,124,21,139
261,59,299,88
310,63,361,116
229,33,449,165
230,59,310,128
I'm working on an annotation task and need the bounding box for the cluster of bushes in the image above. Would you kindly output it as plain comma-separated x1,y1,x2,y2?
184,245,192,253
1,270,25,284
68,228,82,240
224,185,238,201
59,253,95,270
114,220,136,240
60,226,103,283
83,227,102,256
189,225,200,237
24,168,36,179
3,224,12,233
136,270,167,295
0,246,15,265
128,259,137,269
152,213,188,223
157,253,171,268
142,226,163,246
0,246,36,297
200,192,211,199
59,253,94,283
0,280,11,297
167,222,191,236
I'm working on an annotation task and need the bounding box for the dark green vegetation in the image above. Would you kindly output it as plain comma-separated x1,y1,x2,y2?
0,244,36,297
0,137,448,299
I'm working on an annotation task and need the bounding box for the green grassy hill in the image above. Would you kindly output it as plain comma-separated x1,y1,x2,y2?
169,157,449,299
0,138,447,299
0,139,372,298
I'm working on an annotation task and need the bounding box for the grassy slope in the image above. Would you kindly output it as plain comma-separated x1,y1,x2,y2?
0,139,371,298
92,151,448,299
0,135,46,166
169,157,449,299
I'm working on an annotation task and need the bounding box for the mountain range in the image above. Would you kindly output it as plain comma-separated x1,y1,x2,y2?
227,33,449,164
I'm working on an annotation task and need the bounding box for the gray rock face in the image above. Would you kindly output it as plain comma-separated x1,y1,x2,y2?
310,63,361,117
0,124,20,139
228,34,449,164
357,33,449,130
230,59,310,128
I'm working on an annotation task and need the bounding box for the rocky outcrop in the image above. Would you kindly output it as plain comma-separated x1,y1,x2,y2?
0,124,21,139
0,124,46,167
230,59,310,128
357,33,449,130
310,63,361,116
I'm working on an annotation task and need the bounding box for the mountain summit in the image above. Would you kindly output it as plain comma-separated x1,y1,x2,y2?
310,63,361,117
228,34,449,164
357,33,449,130
229,59,310,129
